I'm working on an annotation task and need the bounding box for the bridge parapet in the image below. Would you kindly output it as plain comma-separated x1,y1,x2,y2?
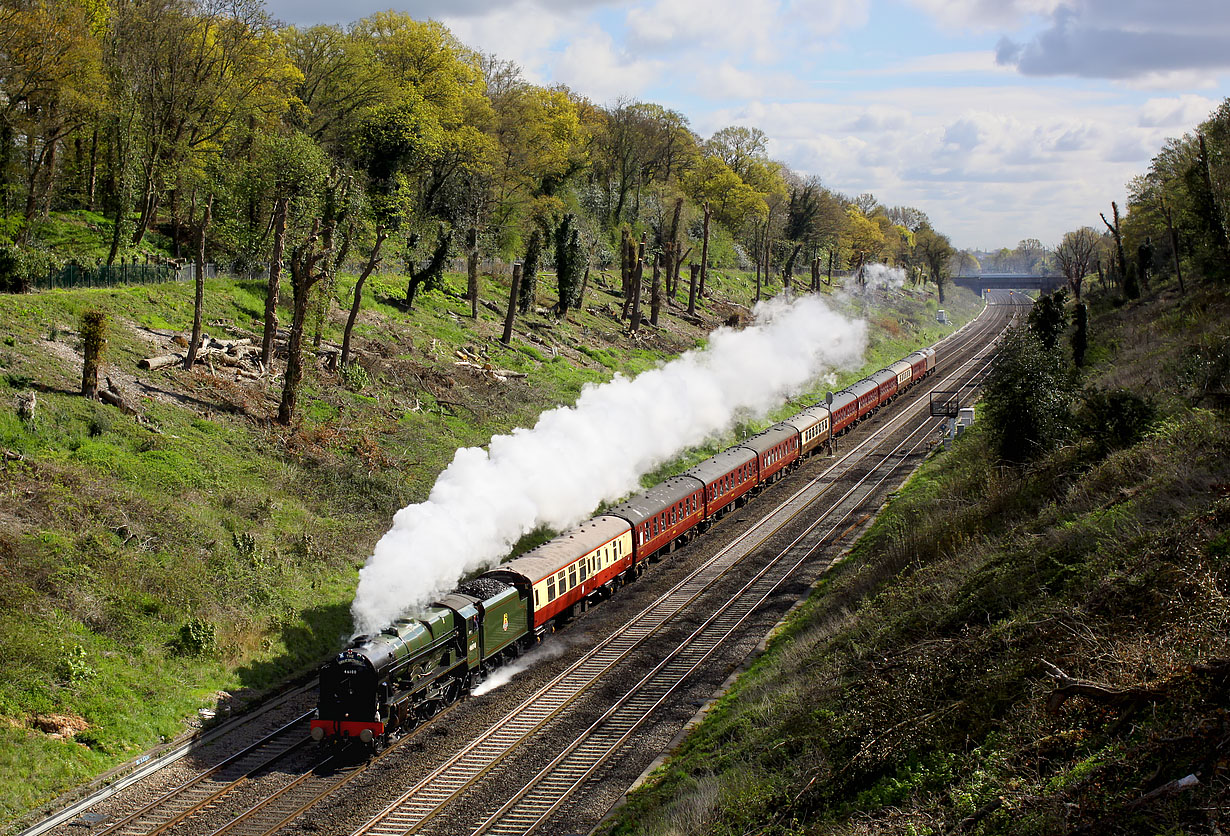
953,274,1064,293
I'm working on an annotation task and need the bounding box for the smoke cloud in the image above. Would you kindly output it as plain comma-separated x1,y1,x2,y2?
471,637,575,696
844,263,908,297
351,294,867,635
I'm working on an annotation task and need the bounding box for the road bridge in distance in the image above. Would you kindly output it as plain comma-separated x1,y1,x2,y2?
953,274,1065,293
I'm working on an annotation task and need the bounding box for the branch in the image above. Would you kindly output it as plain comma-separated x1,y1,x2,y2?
1040,659,1165,713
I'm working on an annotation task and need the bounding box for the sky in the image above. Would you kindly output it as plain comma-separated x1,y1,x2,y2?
263,0,1230,250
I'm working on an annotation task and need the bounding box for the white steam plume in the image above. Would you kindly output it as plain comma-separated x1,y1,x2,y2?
844,264,908,297
351,294,867,635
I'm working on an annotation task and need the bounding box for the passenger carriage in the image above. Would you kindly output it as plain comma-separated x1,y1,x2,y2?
828,390,859,435
484,515,633,635
845,378,880,422
869,368,898,407
888,359,913,391
607,475,706,564
685,447,759,521
737,424,800,485
779,404,832,457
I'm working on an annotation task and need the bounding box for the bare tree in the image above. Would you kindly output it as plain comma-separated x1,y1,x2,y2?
278,218,333,425
184,193,213,370
1054,227,1099,301
340,226,389,368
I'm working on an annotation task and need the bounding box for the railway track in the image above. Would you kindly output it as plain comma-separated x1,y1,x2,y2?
350,298,1020,836
464,302,1019,835
89,713,314,836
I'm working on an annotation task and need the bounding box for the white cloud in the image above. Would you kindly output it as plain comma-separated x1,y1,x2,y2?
905,0,1062,30
552,27,665,103
1138,94,1220,128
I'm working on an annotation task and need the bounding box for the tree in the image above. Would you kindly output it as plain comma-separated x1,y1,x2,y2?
183,192,213,370
79,308,106,399
122,0,302,249
1071,301,1088,368
705,125,767,178
403,225,452,307
914,225,954,302
518,228,542,313
982,325,1074,462
1,0,105,240
278,210,334,426
553,213,585,317
1054,227,1098,301
340,226,388,368
1028,288,1069,351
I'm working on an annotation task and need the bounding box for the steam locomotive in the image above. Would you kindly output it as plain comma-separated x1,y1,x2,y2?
311,347,937,747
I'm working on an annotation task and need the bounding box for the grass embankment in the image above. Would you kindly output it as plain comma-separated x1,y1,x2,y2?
0,250,974,829
603,276,1230,835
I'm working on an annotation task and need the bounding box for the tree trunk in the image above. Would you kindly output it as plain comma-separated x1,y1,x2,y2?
629,244,644,333
80,310,106,399
85,128,98,211
666,197,683,298
826,249,834,286
279,219,330,425
467,227,479,318
341,227,388,367
754,249,762,302
262,195,288,368
1101,202,1127,285
1161,195,1185,295
699,202,711,298
183,195,213,370
502,262,522,346
687,263,699,316
279,276,311,425
620,231,635,320
650,253,662,326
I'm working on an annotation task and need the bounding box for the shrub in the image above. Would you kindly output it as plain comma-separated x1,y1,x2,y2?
341,361,371,391
173,618,216,656
1076,387,1156,455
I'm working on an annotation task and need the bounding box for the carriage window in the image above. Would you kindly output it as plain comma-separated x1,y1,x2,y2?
580,558,588,580
569,565,577,586
557,570,567,590
547,580,555,601
534,589,540,607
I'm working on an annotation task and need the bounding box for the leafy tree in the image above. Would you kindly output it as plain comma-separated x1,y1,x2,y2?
983,325,1074,462
914,225,954,302
1071,301,1088,368
518,228,542,314
1028,288,1069,351
705,125,767,178
554,213,585,317
844,206,886,280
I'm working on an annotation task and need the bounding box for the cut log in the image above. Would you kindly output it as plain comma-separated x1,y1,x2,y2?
139,354,184,371
100,378,139,415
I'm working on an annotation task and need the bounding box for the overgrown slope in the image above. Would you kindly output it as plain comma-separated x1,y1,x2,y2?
0,261,977,829
604,276,1230,836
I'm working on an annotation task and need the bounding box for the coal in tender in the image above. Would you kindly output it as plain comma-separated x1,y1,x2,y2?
457,577,511,600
